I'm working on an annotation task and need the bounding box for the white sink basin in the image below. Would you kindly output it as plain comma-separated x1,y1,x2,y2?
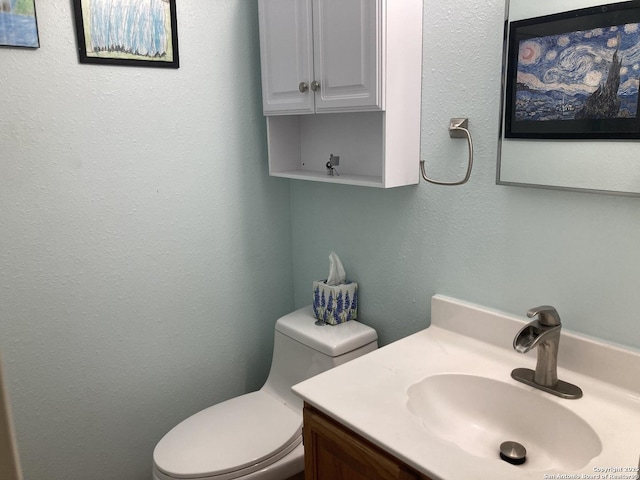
292,295,640,480
407,373,602,471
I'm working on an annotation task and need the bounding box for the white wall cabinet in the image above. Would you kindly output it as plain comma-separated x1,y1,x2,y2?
259,0,381,115
257,0,423,188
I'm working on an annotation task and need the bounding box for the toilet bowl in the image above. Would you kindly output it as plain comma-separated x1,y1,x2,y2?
152,306,378,480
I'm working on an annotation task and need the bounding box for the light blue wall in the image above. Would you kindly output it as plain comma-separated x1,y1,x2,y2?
2,0,640,479
292,0,640,351
0,1,293,479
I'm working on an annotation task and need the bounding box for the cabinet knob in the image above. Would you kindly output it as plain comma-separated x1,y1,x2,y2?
311,80,321,92
299,82,309,93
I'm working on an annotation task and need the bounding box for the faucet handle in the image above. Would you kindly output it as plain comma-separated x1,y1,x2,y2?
527,305,561,327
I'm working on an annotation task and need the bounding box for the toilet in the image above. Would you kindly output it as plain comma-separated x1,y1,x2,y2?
152,306,378,480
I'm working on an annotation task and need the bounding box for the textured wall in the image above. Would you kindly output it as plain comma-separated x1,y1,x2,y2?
3,0,640,478
0,1,293,479
292,0,640,351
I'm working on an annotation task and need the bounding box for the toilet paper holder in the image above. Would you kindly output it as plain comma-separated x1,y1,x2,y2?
420,118,474,186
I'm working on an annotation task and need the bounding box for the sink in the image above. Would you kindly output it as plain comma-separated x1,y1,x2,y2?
294,295,640,480
407,374,602,471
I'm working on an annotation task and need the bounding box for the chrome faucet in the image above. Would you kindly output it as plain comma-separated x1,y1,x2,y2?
512,305,583,399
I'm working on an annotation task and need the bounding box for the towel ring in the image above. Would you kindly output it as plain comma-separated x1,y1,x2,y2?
420,118,474,186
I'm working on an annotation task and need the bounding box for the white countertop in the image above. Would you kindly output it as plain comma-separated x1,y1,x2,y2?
292,295,640,480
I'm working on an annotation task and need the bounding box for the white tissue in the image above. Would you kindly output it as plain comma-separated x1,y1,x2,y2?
326,251,346,286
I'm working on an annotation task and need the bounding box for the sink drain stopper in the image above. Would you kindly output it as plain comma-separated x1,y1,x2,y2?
499,441,527,465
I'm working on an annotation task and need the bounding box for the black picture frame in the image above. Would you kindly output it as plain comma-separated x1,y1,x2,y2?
505,1,640,139
0,0,40,49
72,0,179,69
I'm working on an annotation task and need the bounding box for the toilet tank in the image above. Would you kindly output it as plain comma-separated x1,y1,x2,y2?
261,306,378,412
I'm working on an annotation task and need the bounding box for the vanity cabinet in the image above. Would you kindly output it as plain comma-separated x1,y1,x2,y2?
303,404,432,480
257,0,423,188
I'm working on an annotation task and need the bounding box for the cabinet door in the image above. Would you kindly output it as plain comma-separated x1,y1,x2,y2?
303,405,428,480
312,0,382,113
258,0,315,115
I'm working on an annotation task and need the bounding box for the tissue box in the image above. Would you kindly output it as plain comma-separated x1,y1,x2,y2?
312,280,358,325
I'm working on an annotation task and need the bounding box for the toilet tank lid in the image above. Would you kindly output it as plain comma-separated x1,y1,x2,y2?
275,306,378,357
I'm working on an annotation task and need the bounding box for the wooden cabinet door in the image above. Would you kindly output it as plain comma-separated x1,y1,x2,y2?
303,405,429,480
311,0,382,113
258,0,315,115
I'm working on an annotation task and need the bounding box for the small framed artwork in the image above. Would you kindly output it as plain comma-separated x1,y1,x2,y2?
0,0,40,48
72,0,179,68
505,1,640,139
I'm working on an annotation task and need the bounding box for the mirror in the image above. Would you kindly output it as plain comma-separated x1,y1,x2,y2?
497,0,640,196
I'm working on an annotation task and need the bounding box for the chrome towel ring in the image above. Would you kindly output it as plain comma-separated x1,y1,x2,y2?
420,118,474,186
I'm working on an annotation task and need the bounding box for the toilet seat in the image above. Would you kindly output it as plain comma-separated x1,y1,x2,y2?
153,391,302,480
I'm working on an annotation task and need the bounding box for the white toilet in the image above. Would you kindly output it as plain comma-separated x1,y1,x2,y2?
152,306,378,480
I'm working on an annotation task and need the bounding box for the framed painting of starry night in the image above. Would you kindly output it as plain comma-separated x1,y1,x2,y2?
505,1,640,139
73,0,179,68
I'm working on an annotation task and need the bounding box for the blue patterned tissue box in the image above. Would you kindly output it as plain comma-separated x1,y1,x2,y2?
312,280,358,325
